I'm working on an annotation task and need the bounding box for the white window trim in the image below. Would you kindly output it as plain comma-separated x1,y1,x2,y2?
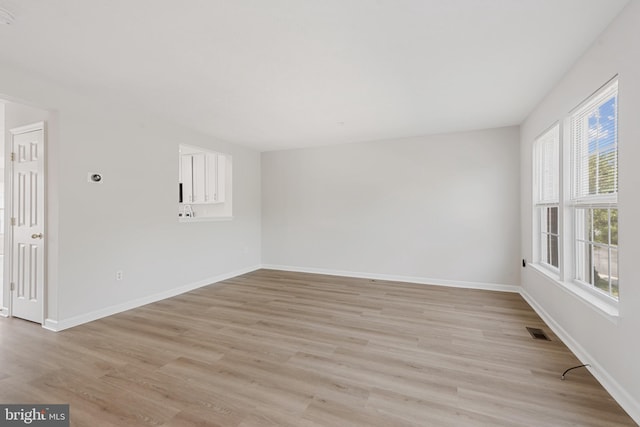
531,77,620,318
529,263,619,322
536,204,560,274
570,78,619,202
532,123,560,273
571,204,619,305
568,77,619,304
178,216,233,223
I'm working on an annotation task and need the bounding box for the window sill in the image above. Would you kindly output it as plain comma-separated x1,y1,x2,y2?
178,216,233,223
531,262,560,279
529,263,619,323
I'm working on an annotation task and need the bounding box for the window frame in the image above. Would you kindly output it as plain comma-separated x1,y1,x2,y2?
538,205,560,271
569,77,619,303
531,76,620,316
573,206,618,300
533,123,561,274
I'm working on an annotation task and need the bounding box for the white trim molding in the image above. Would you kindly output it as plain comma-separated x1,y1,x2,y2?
262,265,637,423
33,263,639,425
529,263,619,322
42,318,58,331
9,121,45,135
44,265,261,332
521,289,640,425
260,264,520,293
0,306,9,317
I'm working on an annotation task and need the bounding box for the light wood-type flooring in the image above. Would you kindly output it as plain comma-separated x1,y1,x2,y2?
0,269,636,426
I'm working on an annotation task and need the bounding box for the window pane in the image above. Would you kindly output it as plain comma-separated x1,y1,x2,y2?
611,248,619,298
610,209,618,246
547,207,558,235
593,208,609,244
536,125,559,203
540,208,548,233
587,115,598,196
584,95,617,197
598,151,617,194
597,97,617,194
593,245,609,293
548,235,559,268
572,80,617,200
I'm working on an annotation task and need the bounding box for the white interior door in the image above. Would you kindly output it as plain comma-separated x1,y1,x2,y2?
10,122,45,323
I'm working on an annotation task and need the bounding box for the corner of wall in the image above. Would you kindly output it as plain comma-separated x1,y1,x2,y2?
520,289,640,424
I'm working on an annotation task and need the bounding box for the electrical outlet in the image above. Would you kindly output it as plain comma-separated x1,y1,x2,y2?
116,270,123,281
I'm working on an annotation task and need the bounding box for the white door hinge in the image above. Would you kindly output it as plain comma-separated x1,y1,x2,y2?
10,217,16,226
10,282,15,291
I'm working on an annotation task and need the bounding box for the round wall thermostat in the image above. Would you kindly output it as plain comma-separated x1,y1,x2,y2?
88,173,103,183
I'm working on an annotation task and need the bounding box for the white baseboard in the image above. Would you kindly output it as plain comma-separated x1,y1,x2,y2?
260,264,520,293
45,265,261,332
35,263,639,424
520,289,640,425
0,306,8,317
262,265,638,423
43,318,57,331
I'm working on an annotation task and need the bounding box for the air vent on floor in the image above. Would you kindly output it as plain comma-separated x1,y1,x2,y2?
526,327,550,341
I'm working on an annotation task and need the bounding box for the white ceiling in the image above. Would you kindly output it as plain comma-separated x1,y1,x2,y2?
0,0,629,151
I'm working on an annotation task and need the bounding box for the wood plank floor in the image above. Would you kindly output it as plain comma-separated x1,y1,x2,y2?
0,269,635,426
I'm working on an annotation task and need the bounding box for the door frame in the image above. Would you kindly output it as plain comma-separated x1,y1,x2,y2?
6,121,47,324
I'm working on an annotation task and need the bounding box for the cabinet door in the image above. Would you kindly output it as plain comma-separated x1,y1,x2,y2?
180,154,194,203
191,153,207,203
205,153,218,202
216,154,226,203
180,151,225,205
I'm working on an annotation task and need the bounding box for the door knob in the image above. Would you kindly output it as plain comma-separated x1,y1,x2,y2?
31,233,43,239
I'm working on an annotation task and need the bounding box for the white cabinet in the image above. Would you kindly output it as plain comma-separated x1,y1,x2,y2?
180,152,226,204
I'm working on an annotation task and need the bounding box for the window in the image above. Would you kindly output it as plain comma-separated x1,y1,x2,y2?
570,78,618,300
178,144,232,220
532,77,620,310
571,81,618,201
534,125,560,269
575,207,618,298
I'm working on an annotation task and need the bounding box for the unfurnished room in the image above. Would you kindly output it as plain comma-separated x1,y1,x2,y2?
0,1,639,426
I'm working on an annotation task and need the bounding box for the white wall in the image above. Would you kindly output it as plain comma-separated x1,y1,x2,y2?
520,1,640,421
262,127,521,288
0,64,262,328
